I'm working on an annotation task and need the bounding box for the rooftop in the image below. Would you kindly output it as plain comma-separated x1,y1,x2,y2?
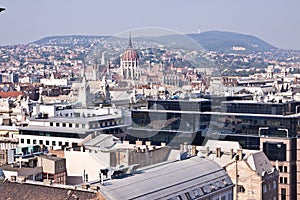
98,156,233,200
0,181,101,200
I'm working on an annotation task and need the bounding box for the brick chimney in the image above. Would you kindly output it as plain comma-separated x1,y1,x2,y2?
206,147,210,156
230,148,234,159
237,149,243,160
216,147,221,158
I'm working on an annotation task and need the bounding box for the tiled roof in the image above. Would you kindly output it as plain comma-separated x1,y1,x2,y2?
0,181,103,200
0,91,24,98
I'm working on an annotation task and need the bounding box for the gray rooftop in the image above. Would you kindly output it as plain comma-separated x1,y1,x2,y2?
19,125,87,135
30,114,122,124
99,156,233,200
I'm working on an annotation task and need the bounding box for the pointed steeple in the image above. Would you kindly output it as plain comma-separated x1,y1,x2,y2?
129,32,132,48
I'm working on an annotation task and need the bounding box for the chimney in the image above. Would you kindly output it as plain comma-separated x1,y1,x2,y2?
237,149,243,160
135,140,143,146
10,175,16,182
230,148,234,159
191,145,197,156
145,141,151,146
206,147,210,156
123,141,130,145
183,142,188,152
180,144,184,151
216,147,221,158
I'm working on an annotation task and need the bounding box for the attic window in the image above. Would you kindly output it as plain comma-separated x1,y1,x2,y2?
237,185,245,193
193,189,200,197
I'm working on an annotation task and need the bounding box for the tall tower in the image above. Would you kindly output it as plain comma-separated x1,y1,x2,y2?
120,34,140,80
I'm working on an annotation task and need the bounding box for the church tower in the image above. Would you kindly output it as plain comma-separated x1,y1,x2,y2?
120,34,141,80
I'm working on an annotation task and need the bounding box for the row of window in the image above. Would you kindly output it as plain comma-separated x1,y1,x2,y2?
278,166,288,173
279,177,288,184
49,120,122,129
20,138,71,147
50,122,85,129
169,193,232,200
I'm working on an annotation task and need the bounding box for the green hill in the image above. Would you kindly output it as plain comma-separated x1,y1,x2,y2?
188,31,276,53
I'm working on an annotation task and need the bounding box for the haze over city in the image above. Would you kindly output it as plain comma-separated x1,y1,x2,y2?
2,1,300,200
0,0,300,49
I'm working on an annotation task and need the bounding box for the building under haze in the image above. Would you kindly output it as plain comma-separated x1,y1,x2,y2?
128,97,300,200
120,35,141,80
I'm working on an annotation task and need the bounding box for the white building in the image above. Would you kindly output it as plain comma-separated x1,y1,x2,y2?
17,107,128,150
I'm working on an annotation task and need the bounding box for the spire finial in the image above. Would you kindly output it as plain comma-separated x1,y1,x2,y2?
129,32,132,48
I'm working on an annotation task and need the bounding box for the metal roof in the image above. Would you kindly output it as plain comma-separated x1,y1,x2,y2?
99,156,233,200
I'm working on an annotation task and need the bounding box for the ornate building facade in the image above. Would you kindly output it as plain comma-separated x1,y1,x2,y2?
120,35,141,80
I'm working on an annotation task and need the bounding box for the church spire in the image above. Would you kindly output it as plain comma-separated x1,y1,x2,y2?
129,32,132,48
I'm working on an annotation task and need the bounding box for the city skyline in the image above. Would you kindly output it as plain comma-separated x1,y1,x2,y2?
0,0,299,50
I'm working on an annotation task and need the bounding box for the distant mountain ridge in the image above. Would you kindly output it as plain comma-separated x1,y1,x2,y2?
188,31,276,53
31,31,277,54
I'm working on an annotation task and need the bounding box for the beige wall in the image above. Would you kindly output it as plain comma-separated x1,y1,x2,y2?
260,137,293,200
226,159,278,200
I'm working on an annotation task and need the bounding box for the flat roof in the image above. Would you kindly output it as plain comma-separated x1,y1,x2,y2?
0,126,19,131
133,109,298,118
19,125,87,135
30,114,123,124
18,124,129,135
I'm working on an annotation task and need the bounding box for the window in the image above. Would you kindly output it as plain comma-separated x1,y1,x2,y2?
273,180,277,189
75,124,79,128
21,138,24,144
263,142,286,161
62,123,66,127
184,192,192,200
175,196,182,200
284,177,288,184
263,184,267,193
56,123,59,127
82,124,85,128
65,142,69,147
284,166,288,173
59,141,62,146
281,188,286,200
280,177,283,183
46,140,49,145
27,139,30,144
279,166,283,172
237,185,245,193
33,139,37,144
69,123,72,128
50,122,53,126
193,189,200,197
39,140,43,145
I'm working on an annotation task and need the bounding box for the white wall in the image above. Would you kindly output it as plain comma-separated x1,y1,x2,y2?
16,135,82,150
64,150,110,183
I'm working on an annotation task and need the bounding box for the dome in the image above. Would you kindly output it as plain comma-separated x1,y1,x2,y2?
121,48,139,60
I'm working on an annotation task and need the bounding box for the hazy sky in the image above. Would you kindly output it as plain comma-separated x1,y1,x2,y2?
0,0,299,49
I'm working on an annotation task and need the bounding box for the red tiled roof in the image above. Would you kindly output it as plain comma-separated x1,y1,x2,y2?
0,91,24,98
0,181,104,200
